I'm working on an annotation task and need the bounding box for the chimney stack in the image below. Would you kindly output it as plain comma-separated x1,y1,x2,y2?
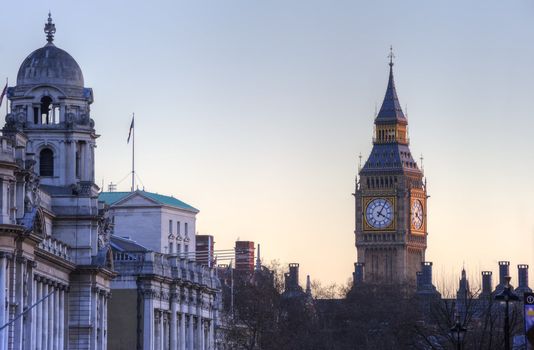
481,271,492,295
288,263,299,289
498,261,510,286
416,271,423,291
416,262,439,296
518,264,529,288
422,262,433,286
516,264,532,294
235,241,255,273
353,262,365,285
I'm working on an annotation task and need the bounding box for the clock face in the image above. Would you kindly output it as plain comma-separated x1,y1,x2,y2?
411,199,424,230
365,198,394,229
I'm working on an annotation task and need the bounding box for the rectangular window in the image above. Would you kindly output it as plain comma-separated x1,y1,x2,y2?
177,221,181,235
185,244,189,254
169,242,174,254
169,219,173,234
185,222,188,235
177,244,181,256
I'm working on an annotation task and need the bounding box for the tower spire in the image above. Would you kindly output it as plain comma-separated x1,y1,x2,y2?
44,12,56,45
375,47,406,124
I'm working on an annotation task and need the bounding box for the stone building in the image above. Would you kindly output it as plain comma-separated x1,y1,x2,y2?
354,51,427,285
0,14,114,350
100,191,220,350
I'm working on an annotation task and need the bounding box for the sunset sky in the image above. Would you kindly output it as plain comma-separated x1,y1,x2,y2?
1,0,534,291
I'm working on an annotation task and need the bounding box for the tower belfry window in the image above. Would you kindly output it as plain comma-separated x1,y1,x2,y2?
39,148,54,177
40,96,52,124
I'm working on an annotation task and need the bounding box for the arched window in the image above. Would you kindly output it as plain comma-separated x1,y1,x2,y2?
40,148,54,176
40,96,53,124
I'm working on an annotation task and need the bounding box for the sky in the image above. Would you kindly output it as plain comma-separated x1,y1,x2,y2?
1,0,534,291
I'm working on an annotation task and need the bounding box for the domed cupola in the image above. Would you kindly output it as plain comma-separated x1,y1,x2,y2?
4,13,96,189
16,13,84,88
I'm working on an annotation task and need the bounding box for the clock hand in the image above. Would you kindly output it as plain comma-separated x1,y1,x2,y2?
377,203,386,216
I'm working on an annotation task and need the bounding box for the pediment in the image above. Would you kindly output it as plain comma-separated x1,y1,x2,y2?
113,192,160,207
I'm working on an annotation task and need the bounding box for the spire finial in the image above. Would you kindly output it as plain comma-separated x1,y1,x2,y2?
388,45,395,67
44,12,56,44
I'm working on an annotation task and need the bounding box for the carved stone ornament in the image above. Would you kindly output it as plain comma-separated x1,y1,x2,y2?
97,210,113,249
24,161,40,212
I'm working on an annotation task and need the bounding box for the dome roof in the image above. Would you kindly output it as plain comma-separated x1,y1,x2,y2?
16,43,84,87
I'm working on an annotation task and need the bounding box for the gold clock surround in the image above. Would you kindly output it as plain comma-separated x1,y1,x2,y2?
363,196,396,231
410,191,426,235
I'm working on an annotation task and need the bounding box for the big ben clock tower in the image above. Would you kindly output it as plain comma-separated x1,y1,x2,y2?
354,50,427,285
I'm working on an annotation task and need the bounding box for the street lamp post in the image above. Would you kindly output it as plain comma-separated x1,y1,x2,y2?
449,314,467,350
495,276,519,350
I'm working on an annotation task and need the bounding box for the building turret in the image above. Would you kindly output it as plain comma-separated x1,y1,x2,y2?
6,13,97,191
282,263,307,299
456,268,471,321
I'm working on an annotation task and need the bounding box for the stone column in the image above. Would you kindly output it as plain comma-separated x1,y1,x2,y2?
42,283,49,350
29,277,36,350
188,317,194,350
54,285,60,350
91,288,98,349
66,141,76,185
198,318,204,350
103,293,108,350
59,287,64,350
99,292,105,350
0,255,7,350
159,310,164,350
41,282,48,350
143,291,155,350
84,142,92,181
48,284,54,350
170,291,178,350
36,280,42,350
14,257,25,350
208,318,215,350
179,313,185,350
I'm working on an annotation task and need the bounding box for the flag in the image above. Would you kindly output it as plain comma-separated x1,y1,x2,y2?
0,83,7,108
127,115,134,143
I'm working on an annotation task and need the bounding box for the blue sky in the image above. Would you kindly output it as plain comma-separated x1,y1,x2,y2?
1,0,534,289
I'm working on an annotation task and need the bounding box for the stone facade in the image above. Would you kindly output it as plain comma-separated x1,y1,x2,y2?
100,191,198,256
0,14,114,350
109,247,219,350
102,192,220,349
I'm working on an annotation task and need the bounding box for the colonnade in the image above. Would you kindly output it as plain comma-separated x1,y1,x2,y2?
143,287,216,350
154,310,213,350
33,275,67,350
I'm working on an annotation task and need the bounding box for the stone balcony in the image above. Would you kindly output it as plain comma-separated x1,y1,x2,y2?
113,251,217,289
38,235,73,262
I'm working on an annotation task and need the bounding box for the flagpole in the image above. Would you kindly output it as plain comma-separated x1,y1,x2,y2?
4,78,7,116
131,113,135,192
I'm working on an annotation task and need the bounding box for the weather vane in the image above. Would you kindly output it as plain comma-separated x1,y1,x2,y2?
388,45,395,67
420,154,424,172
44,12,56,44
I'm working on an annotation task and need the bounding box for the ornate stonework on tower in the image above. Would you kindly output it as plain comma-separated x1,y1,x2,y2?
354,50,427,285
